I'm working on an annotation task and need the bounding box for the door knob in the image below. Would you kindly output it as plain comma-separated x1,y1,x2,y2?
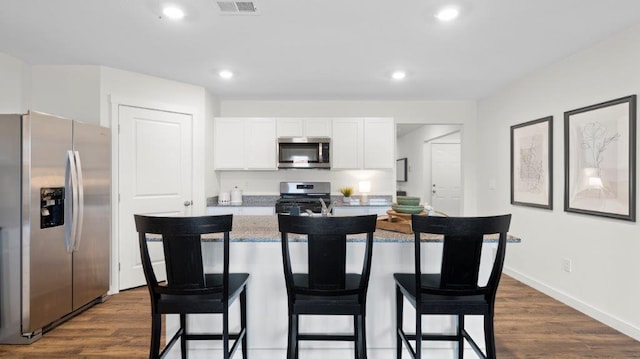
184,200,193,207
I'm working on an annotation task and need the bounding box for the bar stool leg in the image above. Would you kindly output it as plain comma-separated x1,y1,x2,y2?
358,314,368,359
241,288,248,358
180,314,187,359
287,314,298,359
150,312,162,359
484,314,496,359
457,315,464,359
415,312,422,359
396,287,403,359
353,316,359,359
223,307,230,359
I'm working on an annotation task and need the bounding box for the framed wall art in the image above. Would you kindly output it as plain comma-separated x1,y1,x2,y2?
396,158,408,182
511,116,553,209
564,95,636,221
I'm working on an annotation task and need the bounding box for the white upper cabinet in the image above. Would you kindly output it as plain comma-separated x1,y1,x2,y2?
214,117,277,170
276,118,303,137
246,118,277,169
214,118,245,169
277,118,332,138
363,118,395,169
304,118,332,137
332,117,394,169
214,117,393,171
331,118,363,169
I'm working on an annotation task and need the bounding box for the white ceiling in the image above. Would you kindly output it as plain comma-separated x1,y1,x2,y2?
1,0,640,101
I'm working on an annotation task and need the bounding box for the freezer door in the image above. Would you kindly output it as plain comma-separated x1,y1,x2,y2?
72,121,110,310
24,112,73,333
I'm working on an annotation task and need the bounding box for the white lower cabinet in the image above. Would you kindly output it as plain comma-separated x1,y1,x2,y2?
207,206,275,216
332,206,388,216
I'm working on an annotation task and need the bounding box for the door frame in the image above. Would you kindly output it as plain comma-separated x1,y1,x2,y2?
109,95,201,294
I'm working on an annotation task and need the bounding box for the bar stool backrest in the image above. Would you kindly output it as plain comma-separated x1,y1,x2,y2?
134,214,233,298
411,214,512,297
278,214,377,299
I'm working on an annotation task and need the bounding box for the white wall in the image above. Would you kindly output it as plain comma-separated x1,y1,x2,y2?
476,24,640,340
397,125,461,205
31,65,101,124
0,52,30,113
219,101,478,212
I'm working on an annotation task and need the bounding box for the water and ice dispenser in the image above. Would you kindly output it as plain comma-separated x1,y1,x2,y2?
40,187,64,229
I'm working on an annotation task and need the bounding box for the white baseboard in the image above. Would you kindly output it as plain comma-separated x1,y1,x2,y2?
503,266,640,341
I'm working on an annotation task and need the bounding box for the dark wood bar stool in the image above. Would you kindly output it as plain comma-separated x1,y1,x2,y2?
277,214,378,359
394,214,511,359
134,214,249,359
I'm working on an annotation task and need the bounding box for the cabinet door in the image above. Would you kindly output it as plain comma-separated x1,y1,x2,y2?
304,118,332,137
207,206,241,215
214,118,245,169
207,206,274,215
363,118,394,169
332,118,362,169
246,118,277,169
241,207,275,215
277,118,332,137
333,206,387,216
333,207,368,216
277,118,303,137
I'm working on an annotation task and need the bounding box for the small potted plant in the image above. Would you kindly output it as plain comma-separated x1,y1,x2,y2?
339,186,354,203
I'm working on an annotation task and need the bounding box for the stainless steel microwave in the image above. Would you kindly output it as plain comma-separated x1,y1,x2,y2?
277,137,331,169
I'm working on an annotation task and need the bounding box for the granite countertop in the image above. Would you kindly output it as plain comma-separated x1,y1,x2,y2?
190,215,521,243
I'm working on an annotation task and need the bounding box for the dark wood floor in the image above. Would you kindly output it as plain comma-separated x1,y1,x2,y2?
1,275,639,358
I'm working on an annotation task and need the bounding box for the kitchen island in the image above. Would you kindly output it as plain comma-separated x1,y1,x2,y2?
165,215,520,359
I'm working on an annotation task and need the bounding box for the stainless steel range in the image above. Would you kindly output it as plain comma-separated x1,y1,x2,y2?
275,181,331,214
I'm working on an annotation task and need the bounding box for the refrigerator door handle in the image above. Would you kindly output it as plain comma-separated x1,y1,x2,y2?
65,150,79,253
73,151,84,251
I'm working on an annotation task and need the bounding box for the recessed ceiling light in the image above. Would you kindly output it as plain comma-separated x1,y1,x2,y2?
391,71,406,80
162,6,185,20
219,70,234,79
435,7,459,21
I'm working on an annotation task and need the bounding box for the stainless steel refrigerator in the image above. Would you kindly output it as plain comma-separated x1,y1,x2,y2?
0,111,111,344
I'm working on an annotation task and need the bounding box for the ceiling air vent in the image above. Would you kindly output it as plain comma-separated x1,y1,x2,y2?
216,1,259,15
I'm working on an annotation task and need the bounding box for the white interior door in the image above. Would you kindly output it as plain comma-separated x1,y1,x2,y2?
431,143,461,216
118,105,193,290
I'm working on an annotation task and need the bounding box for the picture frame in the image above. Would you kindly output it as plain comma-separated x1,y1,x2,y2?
396,158,408,182
564,95,636,221
510,116,553,209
